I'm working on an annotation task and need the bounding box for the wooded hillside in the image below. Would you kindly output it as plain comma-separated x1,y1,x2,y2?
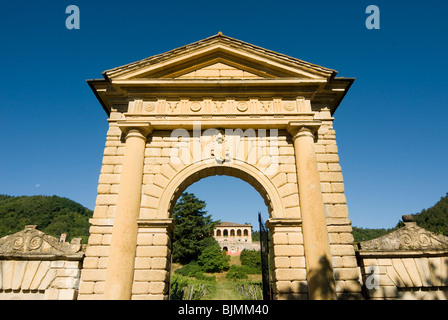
0,195,92,243
352,193,448,242
0,192,447,245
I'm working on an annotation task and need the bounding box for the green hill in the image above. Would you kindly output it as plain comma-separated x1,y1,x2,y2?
0,195,92,243
352,226,396,243
412,193,448,236
1,192,446,246
352,192,448,243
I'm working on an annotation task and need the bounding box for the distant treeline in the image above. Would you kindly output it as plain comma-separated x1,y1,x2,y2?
352,192,448,242
0,192,447,245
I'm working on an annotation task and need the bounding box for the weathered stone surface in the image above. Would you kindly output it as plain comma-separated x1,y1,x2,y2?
0,225,82,256
0,227,84,300
357,216,448,300
358,217,448,251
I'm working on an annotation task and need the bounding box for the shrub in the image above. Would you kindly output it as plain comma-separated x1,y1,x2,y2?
193,272,216,281
174,261,202,277
226,265,248,280
240,249,262,274
197,241,230,273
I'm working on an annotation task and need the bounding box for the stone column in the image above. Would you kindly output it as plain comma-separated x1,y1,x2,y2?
103,122,152,300
287,121,336,300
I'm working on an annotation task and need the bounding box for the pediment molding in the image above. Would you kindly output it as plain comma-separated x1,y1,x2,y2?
170,60,265,79
0,225,83,257
358,218,448,252
104,34,335,81
89,33,354,116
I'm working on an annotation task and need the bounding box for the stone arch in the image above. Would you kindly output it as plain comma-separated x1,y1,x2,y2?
157,159,286,220
151,158,289,299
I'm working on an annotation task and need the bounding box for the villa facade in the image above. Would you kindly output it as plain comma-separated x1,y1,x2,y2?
213,222,260,255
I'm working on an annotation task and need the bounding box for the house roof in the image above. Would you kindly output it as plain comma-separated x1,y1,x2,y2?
215,221,252,228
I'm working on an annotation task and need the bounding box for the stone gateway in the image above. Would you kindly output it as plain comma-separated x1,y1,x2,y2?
78,33,361,300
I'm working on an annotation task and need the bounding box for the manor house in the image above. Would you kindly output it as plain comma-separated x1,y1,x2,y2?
213,222,260,255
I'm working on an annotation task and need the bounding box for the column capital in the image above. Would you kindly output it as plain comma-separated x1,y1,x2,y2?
117,120,152,138
286,121,321,140
266,218,302,232
137,218,174,233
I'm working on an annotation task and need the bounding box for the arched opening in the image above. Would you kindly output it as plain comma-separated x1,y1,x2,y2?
167,164,274,300
161,161,284,220
243,229,249,237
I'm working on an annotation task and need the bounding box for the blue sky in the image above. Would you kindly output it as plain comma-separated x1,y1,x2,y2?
0,1,447,230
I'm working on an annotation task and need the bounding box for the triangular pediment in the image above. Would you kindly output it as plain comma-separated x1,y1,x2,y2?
358,220,448,252
104,34,335,81
90,33,354,116
172,61,263,79
0,225,83,256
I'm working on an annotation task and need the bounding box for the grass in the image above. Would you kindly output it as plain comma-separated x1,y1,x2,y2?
201,269,262,300
170,255,263,300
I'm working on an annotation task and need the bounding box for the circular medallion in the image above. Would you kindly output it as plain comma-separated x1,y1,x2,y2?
237,102,248,112
13,236,24,250
418,232,431,247
28,236,43,250
283,103,295,111
399,233,413,246
190,102,202,112
144,102,156,112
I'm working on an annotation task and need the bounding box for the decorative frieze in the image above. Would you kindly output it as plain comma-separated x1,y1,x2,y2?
127,97,312,115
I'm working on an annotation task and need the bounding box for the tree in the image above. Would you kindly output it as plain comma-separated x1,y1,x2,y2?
197,239,230,272
172,192,219,264
352,227,394,243
240,249,262,273
413,193,448,236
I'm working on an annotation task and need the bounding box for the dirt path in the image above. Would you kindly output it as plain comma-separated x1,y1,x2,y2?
202,278,245,300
